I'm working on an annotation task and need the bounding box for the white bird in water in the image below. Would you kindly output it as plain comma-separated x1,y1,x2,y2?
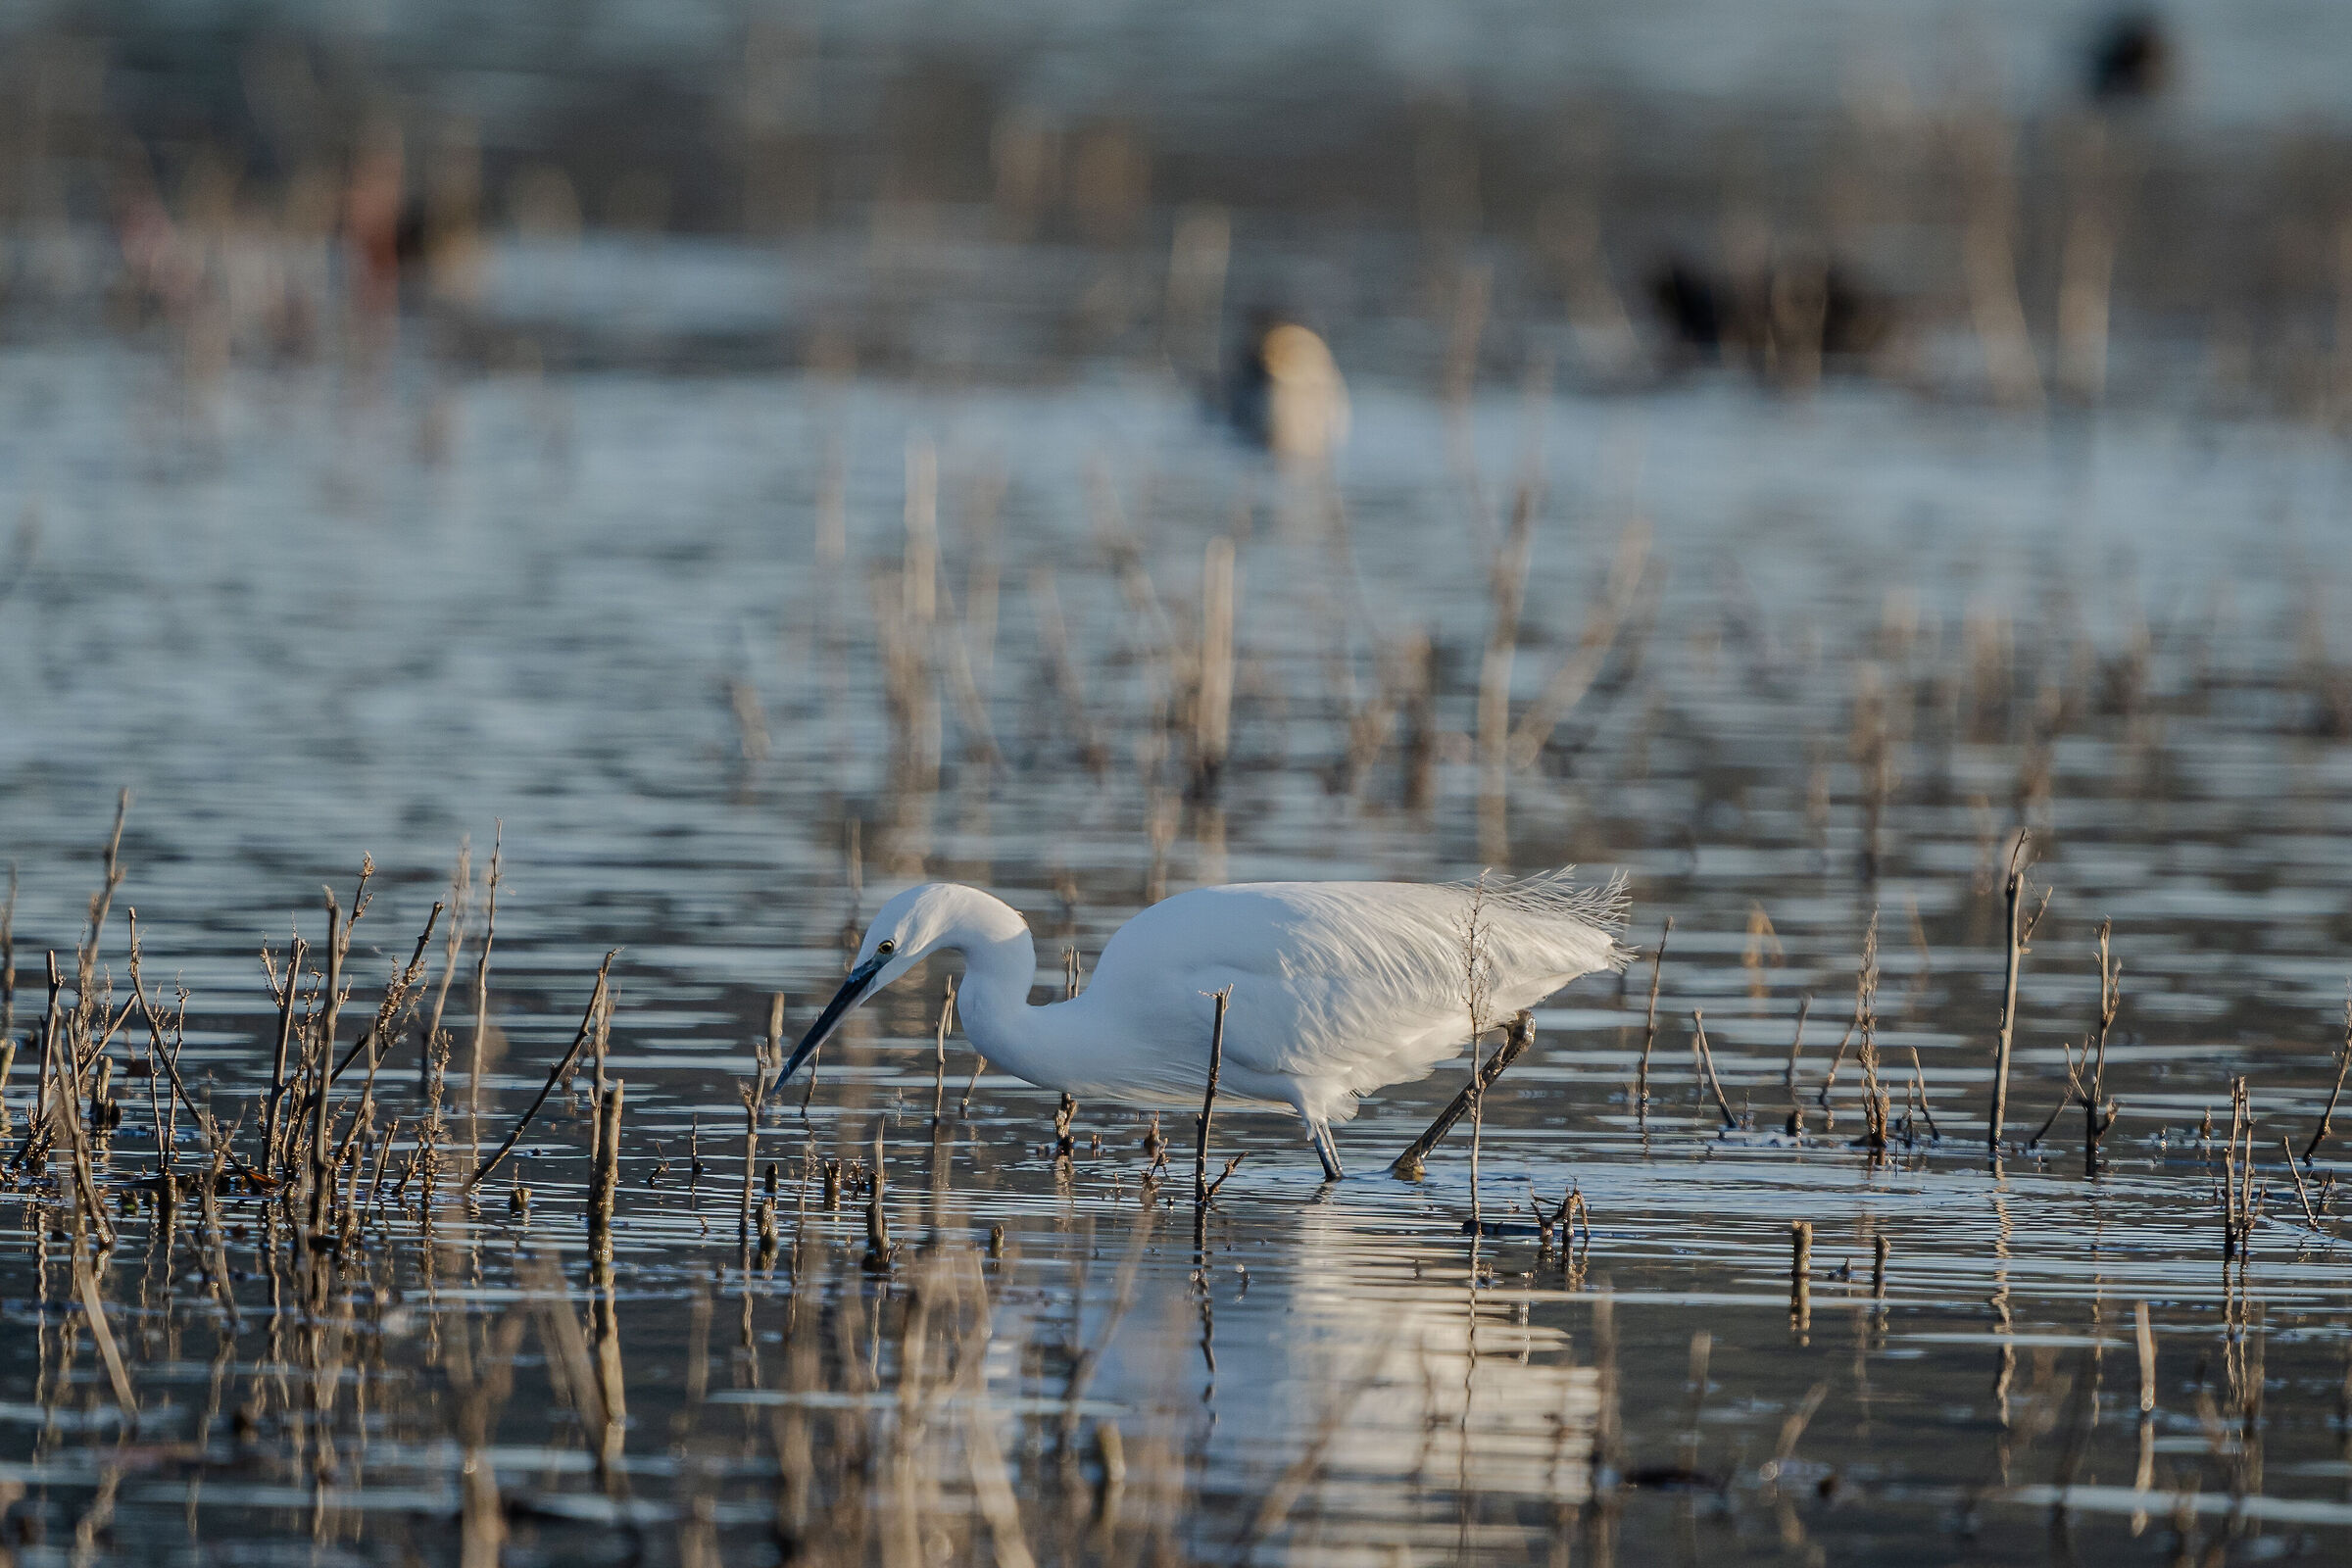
783,869,1628,1179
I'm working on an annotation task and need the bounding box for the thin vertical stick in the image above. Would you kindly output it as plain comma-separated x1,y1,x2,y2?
1987,831,2031,1153
420,839,472,1098
1195,988,1229,1211
468,830,504,1132
308,895,345,1239
1636,917,1672,1109
263,936,306,1179
32,952,59,1143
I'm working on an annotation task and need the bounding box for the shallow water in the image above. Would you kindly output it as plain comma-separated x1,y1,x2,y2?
4,248,2352,1562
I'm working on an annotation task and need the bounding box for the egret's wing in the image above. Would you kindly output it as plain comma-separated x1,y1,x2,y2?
1087,871,1627,1106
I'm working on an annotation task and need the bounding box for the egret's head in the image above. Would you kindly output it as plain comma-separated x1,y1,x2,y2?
781,884,997,1081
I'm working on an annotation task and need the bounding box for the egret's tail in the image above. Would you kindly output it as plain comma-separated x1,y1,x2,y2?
1473,866,1635,972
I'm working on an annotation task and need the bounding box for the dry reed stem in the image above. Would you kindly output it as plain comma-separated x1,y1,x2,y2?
2281,1137,2325,1232
467,829,503,1130
1460,872,1494,1222
1854,911,1886,1152
739,995,784,1243
420,839,472,1099
1690,1011,1739,1132
466,953,616,1191
1194,987,1230,1211
1781,995,1813,1129
1636,917,1672,1109
2080,918,2123,1172
261,934,307,1180
1986,830,2037,1152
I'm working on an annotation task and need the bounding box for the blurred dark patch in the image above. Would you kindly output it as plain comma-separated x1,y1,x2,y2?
1646,252,1894,381
2087,11,2173,103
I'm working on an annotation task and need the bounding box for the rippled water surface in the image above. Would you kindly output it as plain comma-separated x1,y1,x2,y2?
4,248,2352,1563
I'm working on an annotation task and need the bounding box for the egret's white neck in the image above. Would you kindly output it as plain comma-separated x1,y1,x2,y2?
926,894,1090,1091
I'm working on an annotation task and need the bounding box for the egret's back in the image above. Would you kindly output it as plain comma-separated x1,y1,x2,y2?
1083,869,1628,1120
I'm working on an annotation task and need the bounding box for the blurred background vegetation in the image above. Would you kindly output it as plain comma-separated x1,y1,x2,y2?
7,2,2352,417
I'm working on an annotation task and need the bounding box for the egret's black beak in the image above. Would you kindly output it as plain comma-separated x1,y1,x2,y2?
780,954,890,1083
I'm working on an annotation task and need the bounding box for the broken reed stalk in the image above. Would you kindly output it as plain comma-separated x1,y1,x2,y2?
1195,987,1230,1210
1783,995,1811,1093
588,1080,624,1263
1816,1000,1857,1110
2304,988,2352,1162
1391,1010,1535,1177
1986,830,2033,1153
1635,916,1672,1109
1690,1011,1739,1131
466,954,617,1191
2281,1136,2325,1231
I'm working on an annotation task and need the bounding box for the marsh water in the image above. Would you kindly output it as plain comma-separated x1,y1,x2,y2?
6,223,2352,1565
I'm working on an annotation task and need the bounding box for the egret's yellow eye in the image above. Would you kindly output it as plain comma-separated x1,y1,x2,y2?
876,939,896,956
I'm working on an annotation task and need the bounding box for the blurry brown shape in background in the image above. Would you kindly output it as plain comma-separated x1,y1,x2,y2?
343,117,405,331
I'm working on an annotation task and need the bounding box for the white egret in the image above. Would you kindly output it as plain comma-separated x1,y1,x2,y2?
782,868,1628,1179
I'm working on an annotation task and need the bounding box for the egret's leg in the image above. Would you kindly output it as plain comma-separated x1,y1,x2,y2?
1308,1121,1345,1182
